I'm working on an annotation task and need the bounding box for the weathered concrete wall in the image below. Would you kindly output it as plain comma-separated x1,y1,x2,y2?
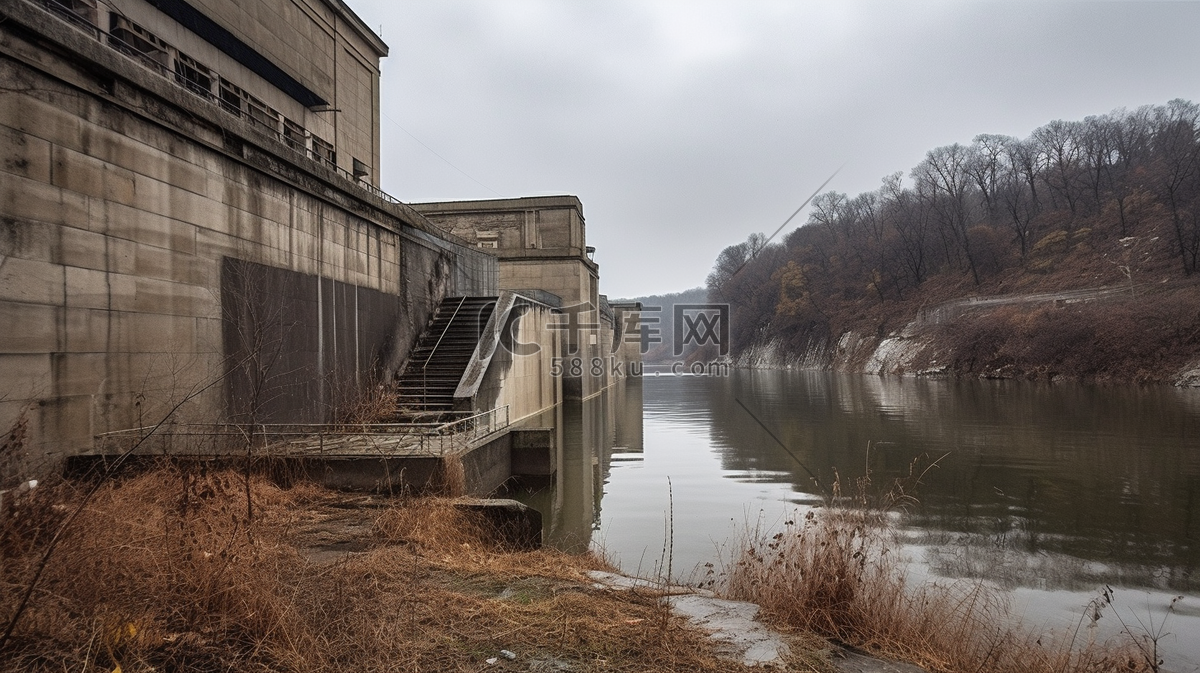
411,196,588,259
475,296,563,424
509,427,554,481
454,292,562,424
501,258,595,307
408,197,629,402
0,3,494,481
462,291,639,409
411,196,599,308
608,302,642,374
220,257,412,423
95,0,384,184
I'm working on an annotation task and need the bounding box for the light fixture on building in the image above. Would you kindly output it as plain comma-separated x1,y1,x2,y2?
586,246,596,261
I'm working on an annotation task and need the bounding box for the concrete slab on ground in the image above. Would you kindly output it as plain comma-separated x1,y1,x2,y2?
588,570,789,668
587,570,931,672
831,650,930,673
668,593,791,668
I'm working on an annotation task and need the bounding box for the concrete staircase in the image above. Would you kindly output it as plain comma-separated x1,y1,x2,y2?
394,296,497,420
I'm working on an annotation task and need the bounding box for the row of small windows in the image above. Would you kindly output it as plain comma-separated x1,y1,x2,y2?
46,0,339,172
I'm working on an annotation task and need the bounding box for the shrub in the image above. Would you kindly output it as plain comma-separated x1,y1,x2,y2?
720,486,1157,673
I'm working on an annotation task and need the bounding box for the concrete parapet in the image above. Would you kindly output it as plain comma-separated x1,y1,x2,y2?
454,291,563,424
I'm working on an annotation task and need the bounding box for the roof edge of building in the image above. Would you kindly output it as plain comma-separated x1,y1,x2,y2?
322,0,388,58
410,195,584,215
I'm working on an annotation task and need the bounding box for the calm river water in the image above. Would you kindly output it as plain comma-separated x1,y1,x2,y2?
521,370,1200,671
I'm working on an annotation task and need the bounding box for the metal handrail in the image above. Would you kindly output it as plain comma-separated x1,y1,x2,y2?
420,405,510,455
95,411,506,439
420,297,467,408
95,405,512,457
433,405,508,435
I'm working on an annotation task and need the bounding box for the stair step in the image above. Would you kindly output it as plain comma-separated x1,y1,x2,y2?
391,295,499,417
398,373,464,380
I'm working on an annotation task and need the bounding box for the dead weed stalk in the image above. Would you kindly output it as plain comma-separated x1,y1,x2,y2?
720,473,1155,673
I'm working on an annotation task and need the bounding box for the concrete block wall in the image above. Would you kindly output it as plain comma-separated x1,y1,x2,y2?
0,5,494,483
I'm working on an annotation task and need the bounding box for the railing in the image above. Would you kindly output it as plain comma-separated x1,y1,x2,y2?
36,0,100,40
433,405,510,446
92,406,511,458
28,0,402,206
422,297,467,408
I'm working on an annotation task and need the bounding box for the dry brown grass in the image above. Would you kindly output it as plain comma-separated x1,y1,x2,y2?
1,467,324,671
337,380,401,425
0,465,822,672
720,479,1158,673
927,287,1200,383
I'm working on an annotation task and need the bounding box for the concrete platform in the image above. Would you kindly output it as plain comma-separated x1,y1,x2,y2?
68,418,556,496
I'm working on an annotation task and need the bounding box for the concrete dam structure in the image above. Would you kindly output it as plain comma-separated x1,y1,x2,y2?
0,0,640,493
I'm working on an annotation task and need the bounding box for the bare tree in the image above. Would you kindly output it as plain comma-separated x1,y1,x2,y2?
967,134,1013,219
996,157,1037,258
913,144,983,284
1033,119,1085,216
1150,99,1200,274
1007,137,1044,218
881,172,930,287
1078,114,1118,217
1106,106,1155,235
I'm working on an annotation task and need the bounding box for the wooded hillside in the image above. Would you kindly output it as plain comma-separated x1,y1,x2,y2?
706,100,1200,383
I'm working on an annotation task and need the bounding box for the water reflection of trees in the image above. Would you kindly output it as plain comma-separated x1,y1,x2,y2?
657,371,1200,591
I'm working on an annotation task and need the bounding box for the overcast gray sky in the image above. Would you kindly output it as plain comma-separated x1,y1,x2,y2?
346,1,1200,299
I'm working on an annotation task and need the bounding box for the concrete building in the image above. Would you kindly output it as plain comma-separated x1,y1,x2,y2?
0,0,641,496
412,196,598,309
413,197,641,401
49,0,386,186
0,0,495,482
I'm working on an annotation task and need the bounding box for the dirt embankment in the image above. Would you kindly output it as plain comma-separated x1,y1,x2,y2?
736,283,1200,386
907,284,1200,384
2,466,1167,673
734,234,1200,386
723,214,1200,386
